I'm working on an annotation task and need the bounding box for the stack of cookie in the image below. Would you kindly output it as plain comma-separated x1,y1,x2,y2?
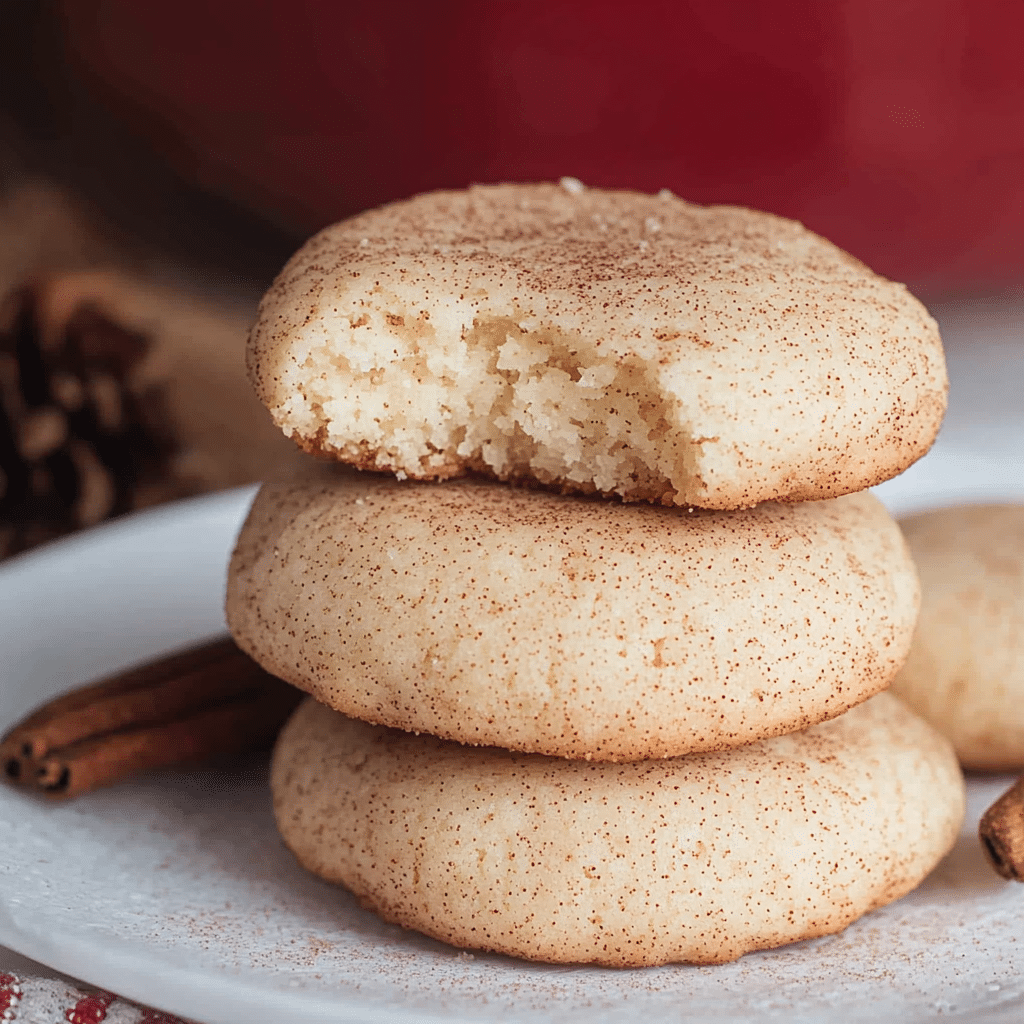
226,182,965,966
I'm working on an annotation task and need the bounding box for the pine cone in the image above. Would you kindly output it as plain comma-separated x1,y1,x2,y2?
0,284,187,559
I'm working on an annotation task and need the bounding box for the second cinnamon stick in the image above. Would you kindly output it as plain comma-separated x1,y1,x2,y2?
979,777,1024,881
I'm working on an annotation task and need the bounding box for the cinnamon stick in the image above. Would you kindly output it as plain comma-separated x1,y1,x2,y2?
979,776,1024,881
3,637,243,762
1,637,302,799
33,684,301,798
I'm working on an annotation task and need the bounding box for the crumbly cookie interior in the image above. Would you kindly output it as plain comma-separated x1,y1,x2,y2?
288,308,695,502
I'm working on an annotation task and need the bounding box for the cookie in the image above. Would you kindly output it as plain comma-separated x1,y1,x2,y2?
271,692,964,966
248,181,946,510
891,504,1024,770
226,468,919,761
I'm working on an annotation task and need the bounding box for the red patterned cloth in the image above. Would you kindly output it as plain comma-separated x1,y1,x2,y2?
0,973,193,1024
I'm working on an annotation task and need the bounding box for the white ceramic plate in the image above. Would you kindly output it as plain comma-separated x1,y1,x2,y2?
1,299,1024,1024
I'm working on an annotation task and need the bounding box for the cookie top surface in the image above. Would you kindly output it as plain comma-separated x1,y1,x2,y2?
249,181,946,509
227,468,920,760
271,693,964,966
892,504,1024,770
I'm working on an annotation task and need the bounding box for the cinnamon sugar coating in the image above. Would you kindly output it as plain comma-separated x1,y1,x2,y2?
271,693,964,966
226,468,920,761
248,182,947,509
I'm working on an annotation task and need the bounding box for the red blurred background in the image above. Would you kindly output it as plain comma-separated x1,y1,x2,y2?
58,0,1024,294
5,0,1024,295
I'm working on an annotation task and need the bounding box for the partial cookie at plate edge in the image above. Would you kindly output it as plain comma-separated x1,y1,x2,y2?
892,503,1024,770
